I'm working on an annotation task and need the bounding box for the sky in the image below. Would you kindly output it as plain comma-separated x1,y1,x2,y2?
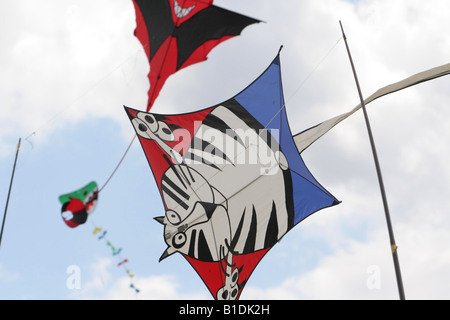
1,0,450,300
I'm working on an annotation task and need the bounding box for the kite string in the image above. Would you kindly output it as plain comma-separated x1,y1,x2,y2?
97,134,137,194
185,37,344,198
263,36,342,131
28,0,194,199
23,46,144,196
94,23,179,194
94,1,188,192
288,37,342,104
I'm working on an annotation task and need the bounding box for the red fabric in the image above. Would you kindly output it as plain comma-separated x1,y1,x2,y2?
62,198,85,228
185,248,270,299
135,107,213,193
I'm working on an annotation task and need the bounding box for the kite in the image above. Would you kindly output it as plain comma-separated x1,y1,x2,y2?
58,184,140,293
131,0,260,110
124,51,340,300
59,181,99,228
293,62,450,153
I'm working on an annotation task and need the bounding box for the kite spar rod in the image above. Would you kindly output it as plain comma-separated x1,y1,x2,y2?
339,21,406,300
0,138,21,252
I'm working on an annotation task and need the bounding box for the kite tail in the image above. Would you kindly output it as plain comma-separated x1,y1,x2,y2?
92,224,140,295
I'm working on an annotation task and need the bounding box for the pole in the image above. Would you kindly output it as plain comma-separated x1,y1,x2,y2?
0,138,21,251
339,21,406,300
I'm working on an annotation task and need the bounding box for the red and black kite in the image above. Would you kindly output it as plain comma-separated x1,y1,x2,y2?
131,0,260,110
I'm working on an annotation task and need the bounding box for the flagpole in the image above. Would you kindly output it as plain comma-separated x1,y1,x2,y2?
0,138,21,252
339,21,406,300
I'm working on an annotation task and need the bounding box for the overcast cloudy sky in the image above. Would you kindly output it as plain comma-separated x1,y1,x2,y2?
1,0,450,300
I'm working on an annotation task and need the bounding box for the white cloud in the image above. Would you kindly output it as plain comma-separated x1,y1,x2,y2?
242,217,450,300
104,275,208,300
69,257,208,300
0,0,146,155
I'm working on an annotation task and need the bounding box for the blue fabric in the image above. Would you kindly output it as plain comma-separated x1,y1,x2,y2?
235,54,339,225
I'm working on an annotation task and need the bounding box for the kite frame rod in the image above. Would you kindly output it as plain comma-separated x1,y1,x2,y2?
339,21,406,300
0,138,21,252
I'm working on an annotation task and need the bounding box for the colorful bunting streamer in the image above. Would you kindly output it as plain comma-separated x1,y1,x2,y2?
93,226,140,295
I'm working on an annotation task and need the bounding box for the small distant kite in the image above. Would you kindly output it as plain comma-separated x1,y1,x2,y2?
59,181,99,228
125,52,339,300
131,0,260,109
58,183,139,293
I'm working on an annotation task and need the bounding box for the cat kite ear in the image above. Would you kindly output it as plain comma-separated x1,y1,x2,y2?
154,216,165,225
159,247,175,262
